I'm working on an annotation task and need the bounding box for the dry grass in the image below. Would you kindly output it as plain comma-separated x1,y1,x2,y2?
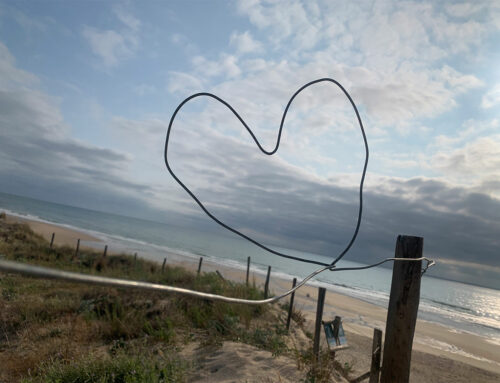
1,219,313,382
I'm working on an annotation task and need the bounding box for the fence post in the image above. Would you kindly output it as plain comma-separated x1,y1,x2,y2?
103,245,108,258
246,256,251,285
313,287,326,363
264,266,271,298
369,328,382,383
74,238,80,259
197,257,203,275
50,233,55,248
162,257,167,273
380,235,423,383
134,252,137,268
216,270,225,281
286,277,297,331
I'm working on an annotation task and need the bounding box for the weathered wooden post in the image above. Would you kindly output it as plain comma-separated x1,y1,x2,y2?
369,328,382,383
286,277,297,331
313,287,326,362
380,235,423,383
264,265,271,298
134,252,137,266
246,256,251,285
103,245,108,258
162,257,167,273
196,257,203,275
351,328,383,383
74,238,80,259
50,232,55,248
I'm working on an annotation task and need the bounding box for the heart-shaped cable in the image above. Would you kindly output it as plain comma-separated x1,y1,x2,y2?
164,78,369,268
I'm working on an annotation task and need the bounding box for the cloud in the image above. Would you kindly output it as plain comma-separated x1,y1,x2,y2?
444,2,485,18
431,135,500,197
113,5,141,32
168,0,488,131
230,31,263,54
108,105,500,288
192,54,241,79
0,42,157,217
83,27,133,67
236,0,496,64
0,42,38,88
482,84,500,108
4,1,500,289
9,6,48,34
82,7,140,67
167,71,204,96
236,0,321,50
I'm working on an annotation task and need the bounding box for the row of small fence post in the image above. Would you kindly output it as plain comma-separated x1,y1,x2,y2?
197,255,273,299
52,230,422,383
53,231,275,294
51,232,171,273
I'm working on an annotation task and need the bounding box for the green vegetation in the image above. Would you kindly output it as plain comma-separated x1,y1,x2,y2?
0,219,346,382
21,354,189,383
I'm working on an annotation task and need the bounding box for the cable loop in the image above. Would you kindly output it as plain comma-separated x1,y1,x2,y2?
164,79,369,268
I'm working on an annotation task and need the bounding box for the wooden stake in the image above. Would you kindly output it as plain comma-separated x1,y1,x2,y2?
197,257,203,275
74,238,80,259
134,252,137,267
264,265,271,298
162,257,167,273
313,287,326,363
369,328,382,383
286,278,297,331
50,233,55,248
103,245,108,258
246,256,251,285
216,270,225,281
380,235,423,383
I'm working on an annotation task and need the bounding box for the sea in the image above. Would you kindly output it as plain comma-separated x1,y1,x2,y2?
1,191,499,354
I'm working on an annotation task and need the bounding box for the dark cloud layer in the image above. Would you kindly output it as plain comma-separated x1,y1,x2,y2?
165,117,500,289
0,86,164,220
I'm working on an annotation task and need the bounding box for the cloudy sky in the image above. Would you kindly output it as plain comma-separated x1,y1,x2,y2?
1,0,499,288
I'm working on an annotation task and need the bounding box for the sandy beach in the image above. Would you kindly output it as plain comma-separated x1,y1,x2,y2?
8,214,500,382
5,214,101,248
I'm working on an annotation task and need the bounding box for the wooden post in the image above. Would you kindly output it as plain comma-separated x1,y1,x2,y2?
162,257,167,273
197,257,203,275
103,245,108,258
74,239,80,259
369,328,382,383
134,252,137,266
50,232,55,248
380,235,423,383
313,287,326,362
286,278,297,331
264,265,271,298
246,256,251,285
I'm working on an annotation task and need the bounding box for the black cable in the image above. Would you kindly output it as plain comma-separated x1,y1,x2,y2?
164,78,369,268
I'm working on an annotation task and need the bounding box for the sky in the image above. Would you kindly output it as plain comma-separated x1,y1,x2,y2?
0,0,499,289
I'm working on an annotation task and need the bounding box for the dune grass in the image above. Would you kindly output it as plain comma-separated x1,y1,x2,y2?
0,219,302,382
0,218,348,383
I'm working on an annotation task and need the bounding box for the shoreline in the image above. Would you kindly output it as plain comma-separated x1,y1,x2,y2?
4,212,500,379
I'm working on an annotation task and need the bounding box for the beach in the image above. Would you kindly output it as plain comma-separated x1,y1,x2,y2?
7,213,500,382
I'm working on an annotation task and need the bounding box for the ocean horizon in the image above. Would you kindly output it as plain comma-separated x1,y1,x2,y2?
1,191,499,348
